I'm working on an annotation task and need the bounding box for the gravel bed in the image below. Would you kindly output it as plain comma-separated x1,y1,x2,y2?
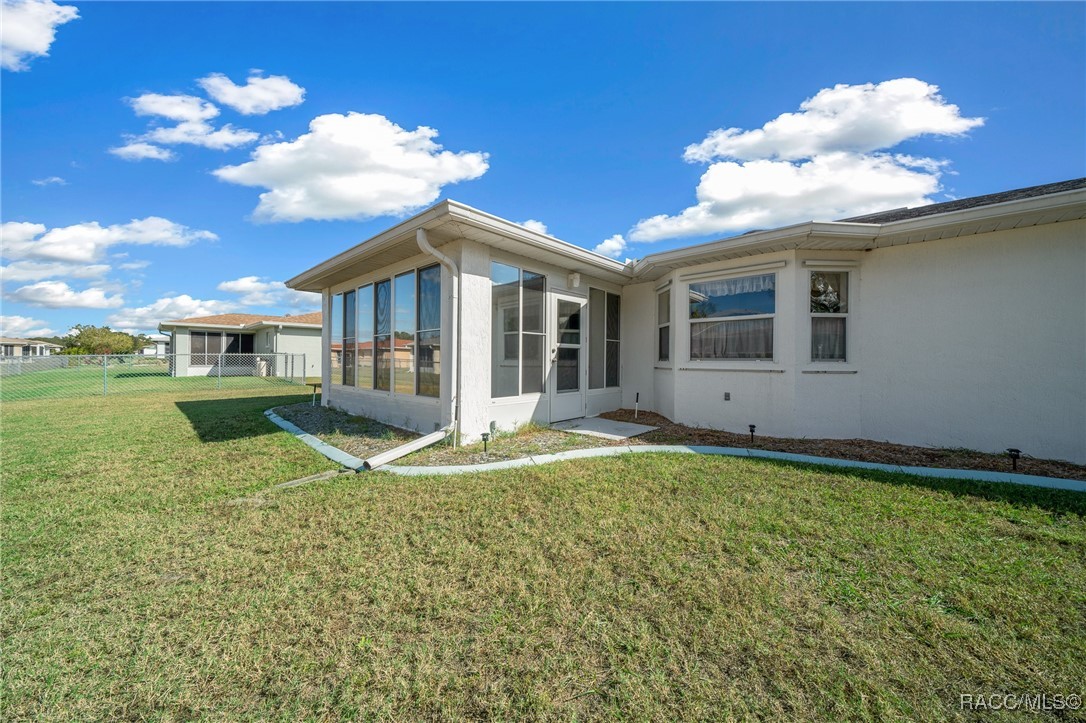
602,410,1086,481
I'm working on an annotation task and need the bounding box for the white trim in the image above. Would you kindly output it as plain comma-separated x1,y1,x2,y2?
803,259,860,268
679,260,786,283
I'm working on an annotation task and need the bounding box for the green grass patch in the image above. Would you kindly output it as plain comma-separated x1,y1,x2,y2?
3,392,1084,719
0,361,304,402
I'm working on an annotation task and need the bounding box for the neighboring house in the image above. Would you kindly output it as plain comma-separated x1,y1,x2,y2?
139,335,171,356
0,338,62,357
287,179,1086,463
158,312,322,377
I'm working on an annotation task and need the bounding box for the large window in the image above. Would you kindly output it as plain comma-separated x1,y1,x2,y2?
657,289,670,363
343,289,357,385
357,284,374,389
810,271,848,361
416,265,441,397
374,279,392,391
589,288,621,389
689,273,775,360
191,331,253,365
331,293,343,377
331,264,441,395
394,272,416,395
491,262,545,398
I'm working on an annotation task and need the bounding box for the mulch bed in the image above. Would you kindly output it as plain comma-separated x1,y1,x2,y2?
601,409,1086,481
274,403,1084,481
274,403,417,460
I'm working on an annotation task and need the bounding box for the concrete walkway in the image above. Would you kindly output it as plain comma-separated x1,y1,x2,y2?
264,408,1085,493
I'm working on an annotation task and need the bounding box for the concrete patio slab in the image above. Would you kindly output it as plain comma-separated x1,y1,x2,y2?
551,417,657,441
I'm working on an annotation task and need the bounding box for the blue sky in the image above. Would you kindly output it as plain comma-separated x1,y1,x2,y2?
2,1,1083,336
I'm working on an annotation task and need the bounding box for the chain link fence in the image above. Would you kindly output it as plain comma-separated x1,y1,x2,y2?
0,353,307,402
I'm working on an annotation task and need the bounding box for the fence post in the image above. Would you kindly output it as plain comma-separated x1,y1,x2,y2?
217,353,222,389
102,354,108,395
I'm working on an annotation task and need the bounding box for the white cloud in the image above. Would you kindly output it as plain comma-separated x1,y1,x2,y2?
1,216,217,263
129,93,219,122
0,0,78,72
217,275,319,309
683,78,985,163
118,260,150,270
0,314,55,337
105,279,319,334
5,280,122,308
593,234,627,259
1,259,110,282
114,91,258,160
106,294,234,332
630,78,984,242
520,219,548,235
214,112,490,222
108,141,176,161
31,175,66,186
198,71,306,115
632,152,943,241
142,120,259,150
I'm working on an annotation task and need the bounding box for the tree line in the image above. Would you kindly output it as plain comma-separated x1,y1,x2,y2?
33,325,156,355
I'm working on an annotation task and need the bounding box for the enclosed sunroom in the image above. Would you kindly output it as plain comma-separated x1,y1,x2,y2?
289,200,631,442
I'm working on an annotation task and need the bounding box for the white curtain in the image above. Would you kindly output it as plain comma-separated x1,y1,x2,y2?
691,318,773,359
811,317,846,360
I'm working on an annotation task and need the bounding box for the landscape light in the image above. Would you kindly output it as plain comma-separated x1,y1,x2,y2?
1006,448,1021,471
749,424,756,445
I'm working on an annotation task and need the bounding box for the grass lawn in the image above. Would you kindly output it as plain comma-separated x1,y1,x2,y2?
3,391,1085,720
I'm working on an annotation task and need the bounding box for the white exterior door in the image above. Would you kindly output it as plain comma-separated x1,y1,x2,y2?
549,293,587,422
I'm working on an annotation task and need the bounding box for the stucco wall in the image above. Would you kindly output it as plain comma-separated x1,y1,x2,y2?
649,222,1085,463
857,220,1085,463
619,281,656,412
275,327,322,377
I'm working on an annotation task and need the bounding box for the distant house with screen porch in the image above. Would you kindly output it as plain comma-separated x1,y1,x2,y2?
0,338,62,357
158,311,322,378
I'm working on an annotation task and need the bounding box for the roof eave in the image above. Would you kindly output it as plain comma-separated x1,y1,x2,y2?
287,199,632,292
286,201,456,292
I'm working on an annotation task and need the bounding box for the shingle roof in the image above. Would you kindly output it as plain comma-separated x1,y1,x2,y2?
0,337,62,346
838,178,1086,224
163,311,322,327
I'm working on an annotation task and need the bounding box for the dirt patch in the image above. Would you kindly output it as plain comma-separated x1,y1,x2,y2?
274,403,418,460
601,409,1086,481
399,425,618,467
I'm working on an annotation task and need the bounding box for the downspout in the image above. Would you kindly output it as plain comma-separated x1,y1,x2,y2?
416,228,461,447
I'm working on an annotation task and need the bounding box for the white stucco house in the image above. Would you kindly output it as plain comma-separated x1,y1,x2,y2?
0,338,62,357
139,334,171,356
158,311,322,378
287,179,1086,464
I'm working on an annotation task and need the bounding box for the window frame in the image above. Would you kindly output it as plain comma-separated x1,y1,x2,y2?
490,261,547,399
415,264,441,397
588,287,621,390
657,287,671,364
809,270,849,363
687,272,777,362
